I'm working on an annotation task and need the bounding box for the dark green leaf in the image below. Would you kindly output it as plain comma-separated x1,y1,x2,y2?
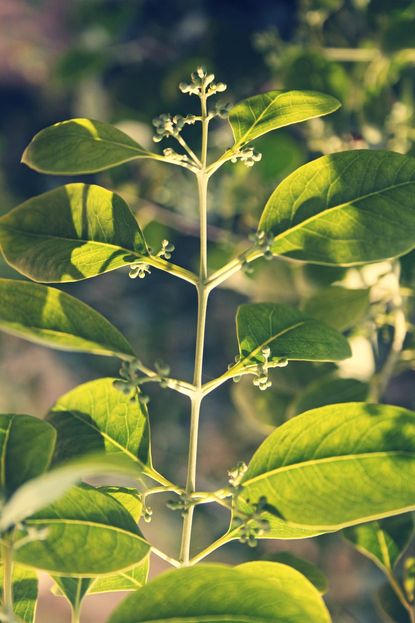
228,90,340,147
303,286,370,332
0,413,56,498
0,184,148,283
235,303,351,371
0,279,134,359
293,376,369,415
235,403,415,539
344,515,414,574
22,118,154,174
14,485,150,576
376,582,412,623
108,563,331,623
259,150,415,265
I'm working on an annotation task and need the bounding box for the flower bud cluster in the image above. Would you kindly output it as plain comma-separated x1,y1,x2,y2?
179,66,227,98
129,262,151,280
231,146,262,168
228,461,248,489
234,496,271,548
157,239,175,261
166,493,192,518
250,230,274,260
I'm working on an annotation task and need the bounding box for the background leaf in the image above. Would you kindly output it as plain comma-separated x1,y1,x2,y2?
0,279,134,359
228,90,340,146
376,582,412,623
303,286,370,331
344,515,414,574
14,485,150,576
236,403,415,538
108,563,331,623
259,150,415,265
21,118,153,174
0,183,148,283
0,413,56,497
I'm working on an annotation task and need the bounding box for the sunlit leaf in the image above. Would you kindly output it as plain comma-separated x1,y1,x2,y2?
22,118,154,174
234,403,415,539
108,563,331,623
263,553,328,594
0,184,148,283
0,564,38,623
344,515,414,574
14,485,150,576
228,90,340,147
0,279,134,358
259,150,415,265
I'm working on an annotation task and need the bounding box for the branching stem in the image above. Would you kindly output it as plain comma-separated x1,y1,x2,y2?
1,540,14,615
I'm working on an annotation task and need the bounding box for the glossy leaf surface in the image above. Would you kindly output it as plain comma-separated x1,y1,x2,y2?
109,562,331,623
228,90,340,147
259,150,415,265
236,403,415,538
344,514,414,574
0,184,148,283
22,118,153,174
0,279,134,358
14,485,150,576
235,303,351,370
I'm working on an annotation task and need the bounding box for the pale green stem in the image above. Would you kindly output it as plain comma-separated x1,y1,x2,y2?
1,540,14,615
179,88,210,566
189,530,237,566
175,133,202,168
205,246,262,292
386,571,415,622
151,546,181,568
145,254,198,287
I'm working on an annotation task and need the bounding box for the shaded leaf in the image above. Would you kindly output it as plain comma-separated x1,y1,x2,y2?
235,303,351,371
22,118,154,174
344,515,414,574
0,413,56,498
228,90,340,147
0,183,148,283
376,582,412,623
235,403,415,539
259,150,415,265
14,485,150,576
0,279,134,359
108,563,331,623
293,376,369,415
303,286,370,332
263,553,328,594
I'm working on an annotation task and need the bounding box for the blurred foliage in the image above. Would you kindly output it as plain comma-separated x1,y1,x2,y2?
1,1,415,621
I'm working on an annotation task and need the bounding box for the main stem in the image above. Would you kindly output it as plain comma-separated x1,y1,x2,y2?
179,90,210,565
2,540,14,614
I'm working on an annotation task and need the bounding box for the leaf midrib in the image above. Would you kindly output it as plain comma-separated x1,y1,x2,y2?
243,450,415,487
34,130,149,156
26,517,147,544
267,179,415,246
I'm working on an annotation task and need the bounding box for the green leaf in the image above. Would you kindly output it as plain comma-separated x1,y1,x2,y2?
234,303,351,372
52,487,148,606
0,564,38,623
376,582,411,623
303,286,370,332
21,118,154,174
108,563,331,623
259,150,415,265
292,376,368,415
0,413,56,497
228,90,340,147
14,485,150,576
263,553,328,594
0,184,148,283
0,279,134,359
0,453,144,531
47,378,152,473
235,403,415,539
344,515,414,574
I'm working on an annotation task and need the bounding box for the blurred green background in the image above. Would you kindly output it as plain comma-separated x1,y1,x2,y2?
1,0,415,621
